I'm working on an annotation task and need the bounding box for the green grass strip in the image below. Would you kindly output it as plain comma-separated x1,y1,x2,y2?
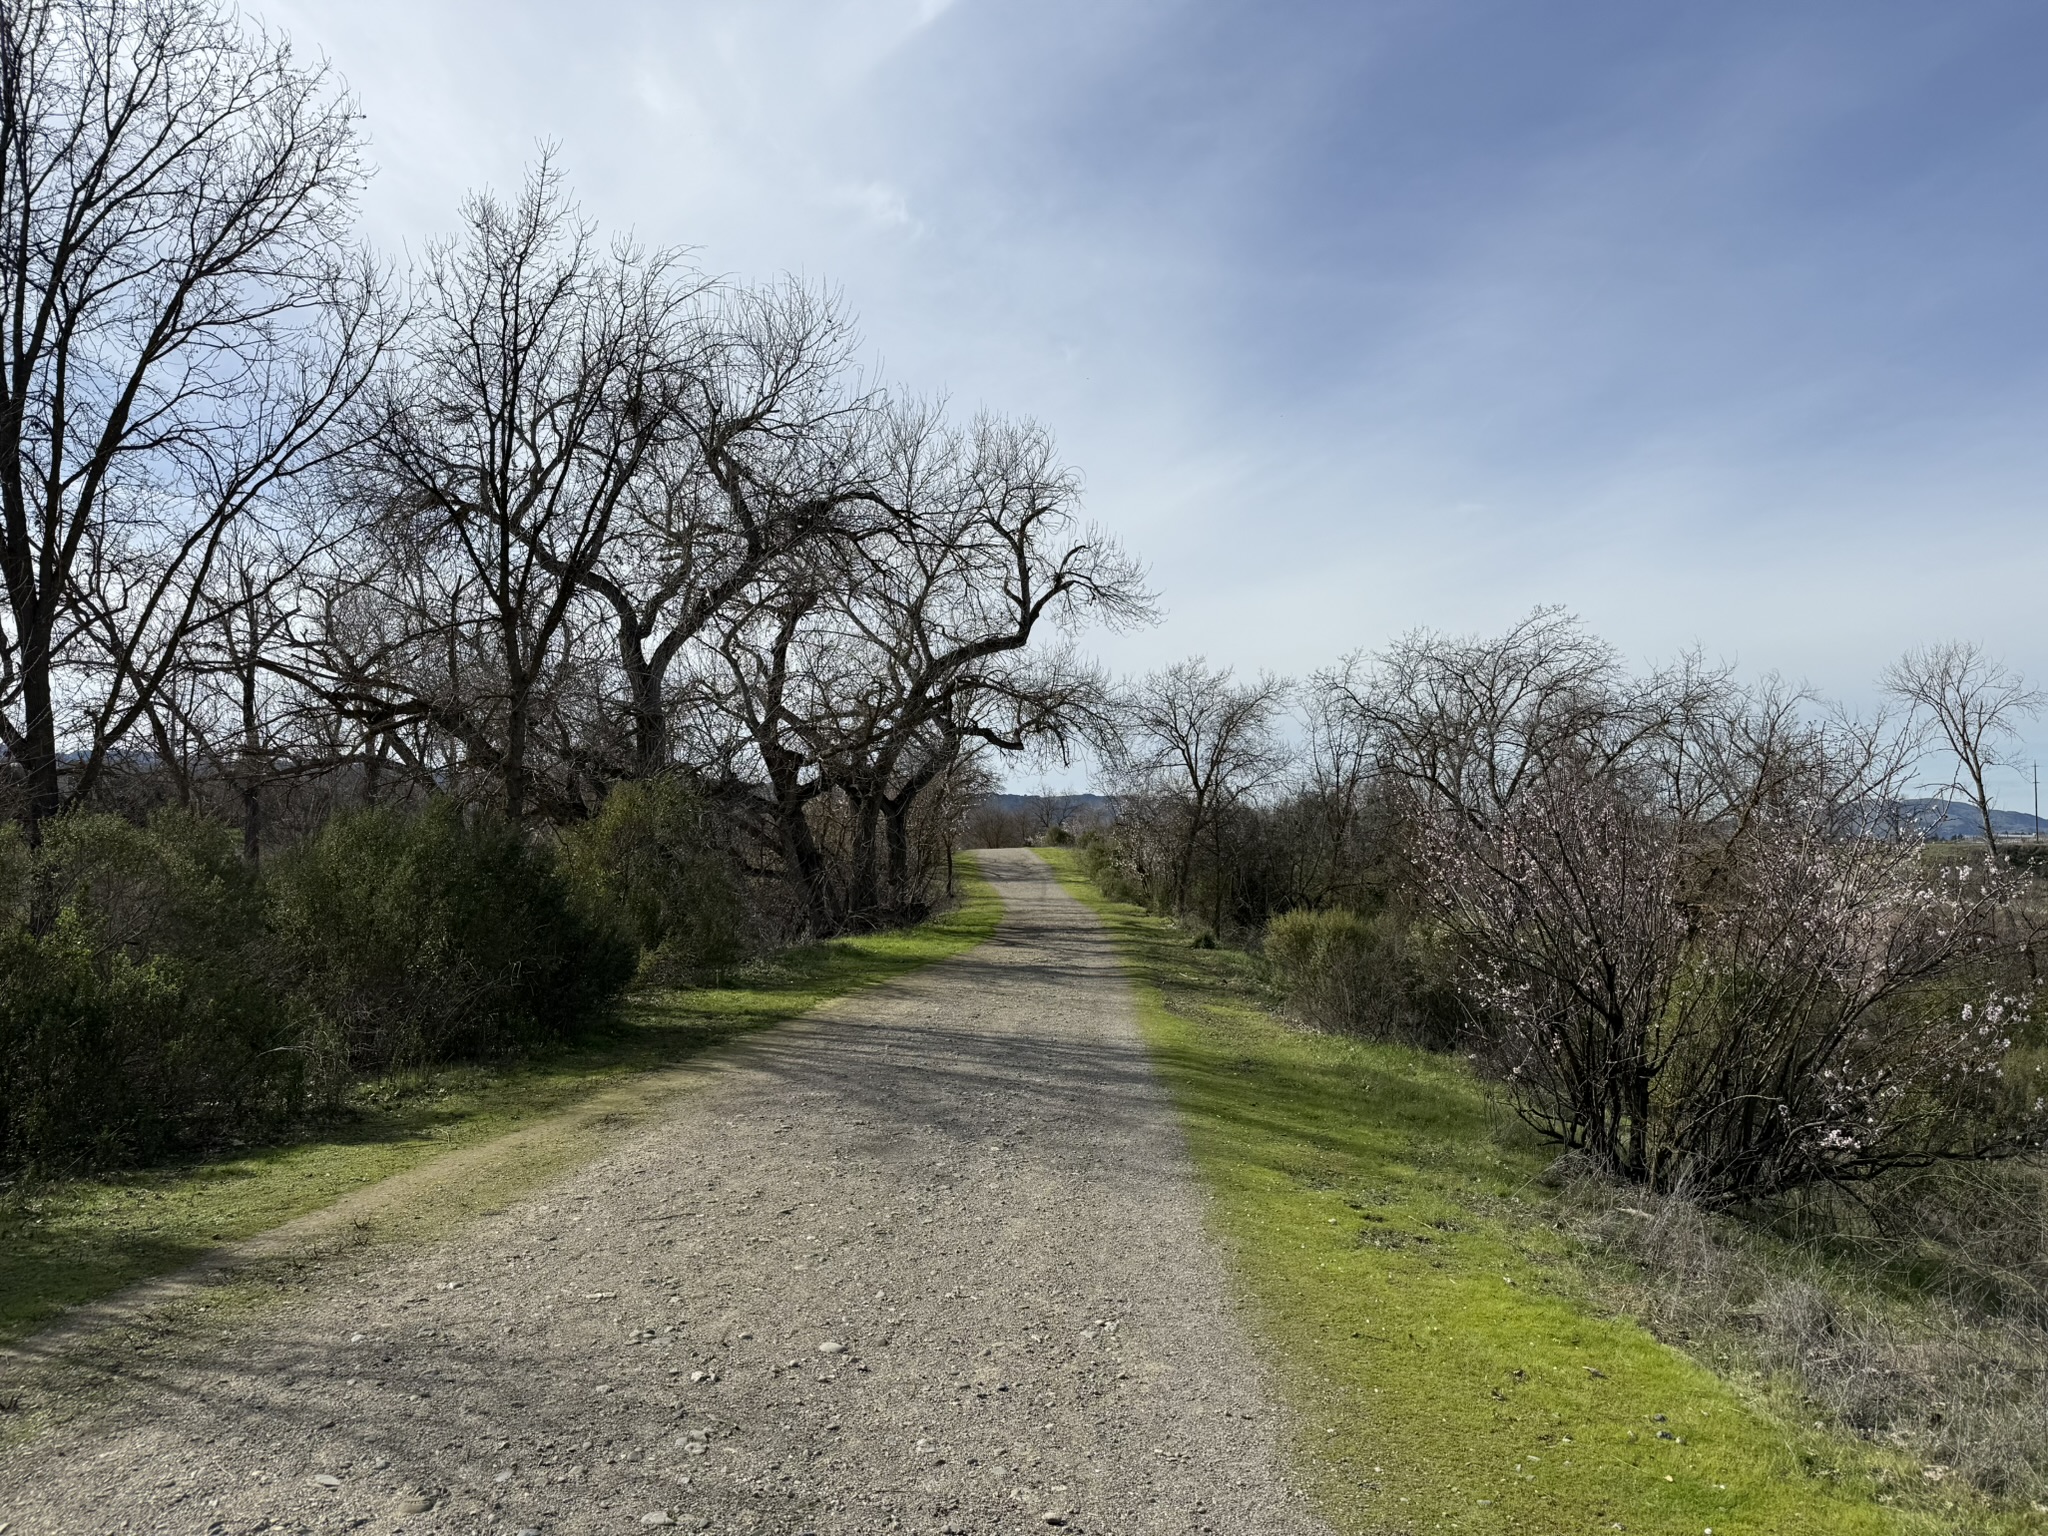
1035,848,2027,1536
0,857,1000,1348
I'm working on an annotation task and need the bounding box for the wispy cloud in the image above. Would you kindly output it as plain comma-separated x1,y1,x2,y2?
830,179,921,233
259,0,2048,790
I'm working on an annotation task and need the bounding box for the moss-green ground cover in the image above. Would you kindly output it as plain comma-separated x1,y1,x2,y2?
1036,848,2030,1536
0,858,999,1347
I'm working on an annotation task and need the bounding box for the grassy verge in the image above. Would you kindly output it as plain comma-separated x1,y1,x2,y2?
0,857,1000,1348
1036,848,2032,1536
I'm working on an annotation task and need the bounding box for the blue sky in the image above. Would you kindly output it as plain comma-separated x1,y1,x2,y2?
268,0,2048,802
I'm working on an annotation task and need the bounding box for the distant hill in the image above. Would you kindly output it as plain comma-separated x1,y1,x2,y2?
964,792,1115,848
1897,798,2046,841
971,793,2047,844
980,792,1114,818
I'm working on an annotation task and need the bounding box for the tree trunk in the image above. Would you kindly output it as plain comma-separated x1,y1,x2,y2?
239,644,264,863
242,783,264,864
847,786,884,919
1209,816,1227,935
884,801,913,911
631,665,667,779
761,741,835,936
616,622,668,779
1970,777,2002,861
1172,833,1196,918
502,641,532,820
503,703,530,822
18,626,60,843
778,799,834,936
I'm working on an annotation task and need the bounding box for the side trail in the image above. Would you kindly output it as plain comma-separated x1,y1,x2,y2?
0,849,1331,1536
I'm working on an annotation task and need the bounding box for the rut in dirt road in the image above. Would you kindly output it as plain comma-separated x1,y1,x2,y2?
0,849,1333,1536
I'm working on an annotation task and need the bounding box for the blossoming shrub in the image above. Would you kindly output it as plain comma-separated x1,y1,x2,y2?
1364,616,2046,1203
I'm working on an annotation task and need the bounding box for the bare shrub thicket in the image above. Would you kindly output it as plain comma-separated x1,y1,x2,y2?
1345,611,2044,1202
1084,655,1458,1042
1095,619,2044,1203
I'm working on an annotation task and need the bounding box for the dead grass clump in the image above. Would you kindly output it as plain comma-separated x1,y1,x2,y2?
1555,1158,2048,1505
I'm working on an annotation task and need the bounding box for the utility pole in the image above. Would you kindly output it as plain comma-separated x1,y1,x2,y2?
2034,762,2040,841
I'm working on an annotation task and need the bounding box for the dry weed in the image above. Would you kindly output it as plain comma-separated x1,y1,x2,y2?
1554,1157,2048,1503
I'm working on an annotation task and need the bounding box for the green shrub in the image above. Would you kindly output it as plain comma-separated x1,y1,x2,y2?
0,801,637,1178
560,778,750,984
0,821,27,918
1079,830,1148,908
271,801,635,1071
1264,905,1458,1045
39,809,269,972
0,812,305,1175
1265,906,1372,1016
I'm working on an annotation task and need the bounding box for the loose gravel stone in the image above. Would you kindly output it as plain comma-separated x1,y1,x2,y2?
0,851,1326,1536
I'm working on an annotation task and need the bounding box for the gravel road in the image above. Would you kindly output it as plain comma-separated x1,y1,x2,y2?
0,849,1331,1536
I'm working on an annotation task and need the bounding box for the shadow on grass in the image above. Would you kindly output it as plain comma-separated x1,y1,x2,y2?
0,859,1000,1347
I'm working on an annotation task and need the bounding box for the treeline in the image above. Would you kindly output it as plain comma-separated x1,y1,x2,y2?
0,1,1140,1175
1091,610,2047,1205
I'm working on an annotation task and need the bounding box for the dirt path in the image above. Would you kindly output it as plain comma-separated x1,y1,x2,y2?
0,850,1330,1536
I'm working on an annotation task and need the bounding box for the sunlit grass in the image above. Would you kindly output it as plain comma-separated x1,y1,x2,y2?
0,857,1000,1346
1036,847,2034,1536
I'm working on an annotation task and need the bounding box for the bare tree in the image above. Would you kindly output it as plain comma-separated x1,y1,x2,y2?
830,409,1143,914
1885,641,2043,858
143,517,331,859
683,405,1144,929
1335,607,1643,820
579,279,877,782
690,578,843,933
346,159,696,820
1294,657,1382,907
1027,784,1081,844
0,0,385,839
1107,658,1292,932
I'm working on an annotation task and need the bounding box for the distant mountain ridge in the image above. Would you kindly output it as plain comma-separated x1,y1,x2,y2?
974,793,2045,841
965,792,1116,847
1897,798,2046,841
980,792,1113,816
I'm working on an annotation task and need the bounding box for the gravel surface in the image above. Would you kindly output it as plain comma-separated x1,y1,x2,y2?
0,849,1331,1536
